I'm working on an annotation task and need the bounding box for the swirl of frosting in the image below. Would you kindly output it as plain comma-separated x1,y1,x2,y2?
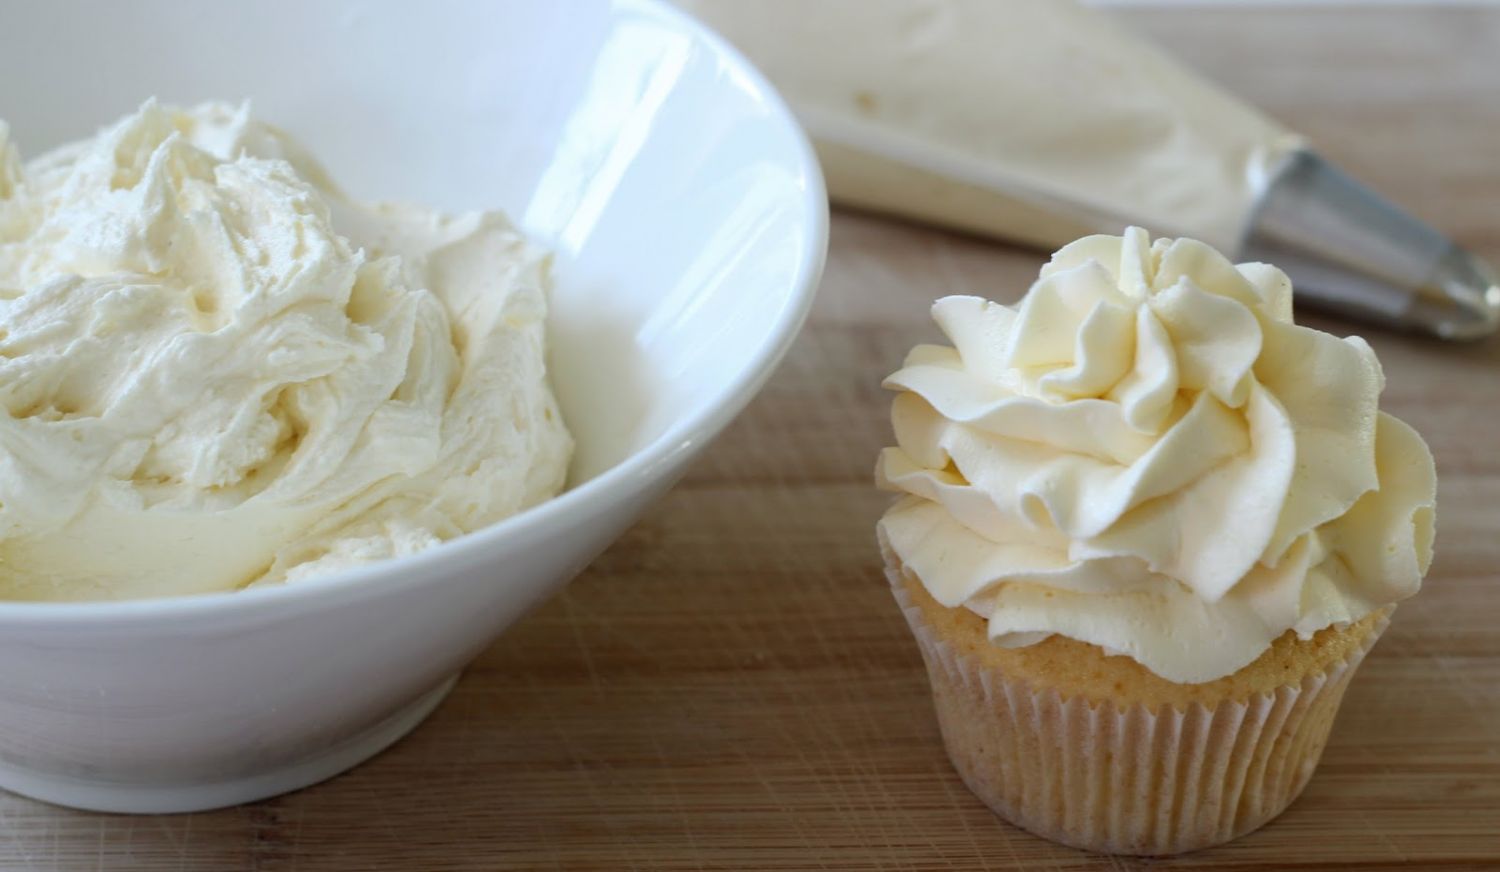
876,227,1436,683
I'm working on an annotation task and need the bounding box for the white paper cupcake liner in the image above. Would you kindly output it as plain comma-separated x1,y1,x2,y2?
889,567,1388,856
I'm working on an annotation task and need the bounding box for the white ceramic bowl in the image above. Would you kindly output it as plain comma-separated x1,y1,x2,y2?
0,0,825,812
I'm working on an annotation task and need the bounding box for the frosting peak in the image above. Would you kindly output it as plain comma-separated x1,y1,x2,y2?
877,228,1435,683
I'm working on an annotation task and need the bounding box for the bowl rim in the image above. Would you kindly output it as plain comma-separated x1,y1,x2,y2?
0,0,829,624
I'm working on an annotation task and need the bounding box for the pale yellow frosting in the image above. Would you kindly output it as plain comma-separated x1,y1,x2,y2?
877,228,1435,683
0,101,571,600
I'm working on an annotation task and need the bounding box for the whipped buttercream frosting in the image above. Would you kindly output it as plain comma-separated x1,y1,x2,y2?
877,228,1436,683
0,101,571,600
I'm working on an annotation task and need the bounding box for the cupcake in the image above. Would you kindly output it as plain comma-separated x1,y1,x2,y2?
876,227,1436,855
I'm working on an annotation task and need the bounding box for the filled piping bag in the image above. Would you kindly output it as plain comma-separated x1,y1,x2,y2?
681,0,1500,340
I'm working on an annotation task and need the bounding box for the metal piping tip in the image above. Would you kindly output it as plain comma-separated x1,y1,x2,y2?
1240,149,1500,341
1413,246,1500,341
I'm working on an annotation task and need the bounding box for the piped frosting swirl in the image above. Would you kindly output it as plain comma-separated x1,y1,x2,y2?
877,228,1435,683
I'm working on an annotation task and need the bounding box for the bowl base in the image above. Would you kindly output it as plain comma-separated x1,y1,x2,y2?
0,675,458,814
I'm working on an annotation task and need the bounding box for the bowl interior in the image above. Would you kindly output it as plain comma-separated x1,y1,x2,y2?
0,0,822,486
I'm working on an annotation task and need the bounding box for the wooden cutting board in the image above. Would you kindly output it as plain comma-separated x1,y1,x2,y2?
4,6,1497,870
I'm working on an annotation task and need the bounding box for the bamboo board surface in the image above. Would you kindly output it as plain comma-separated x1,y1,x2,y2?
2,6,1497,870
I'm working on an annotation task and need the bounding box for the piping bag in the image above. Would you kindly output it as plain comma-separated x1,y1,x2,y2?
681,0,1500,340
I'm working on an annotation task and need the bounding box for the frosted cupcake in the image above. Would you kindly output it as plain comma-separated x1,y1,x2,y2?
876,227,1436,855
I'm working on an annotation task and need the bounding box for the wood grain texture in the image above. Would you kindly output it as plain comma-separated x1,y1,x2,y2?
3,7,1498,870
